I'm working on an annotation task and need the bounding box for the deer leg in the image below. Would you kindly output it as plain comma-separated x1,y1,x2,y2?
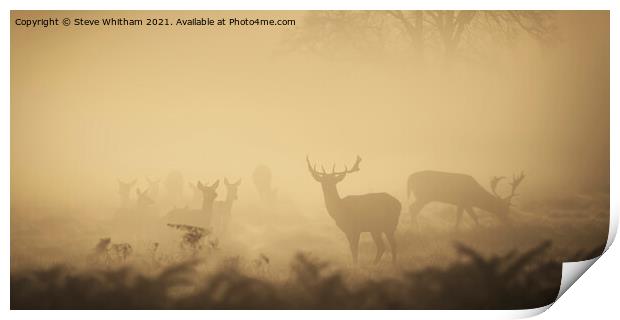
385,231,397,264
346,232,360,264
466,207,479,226
454,206,464,229
371,232,386,264
409,200,427,224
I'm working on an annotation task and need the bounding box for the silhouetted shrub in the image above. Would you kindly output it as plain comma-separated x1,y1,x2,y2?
11,241,581,310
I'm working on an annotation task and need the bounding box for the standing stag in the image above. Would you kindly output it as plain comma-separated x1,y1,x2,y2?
165,180,219,228
213,178,241,235
407,171,525,228
306,156,401,264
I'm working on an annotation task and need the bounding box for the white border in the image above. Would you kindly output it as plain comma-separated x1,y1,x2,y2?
2,1,616,319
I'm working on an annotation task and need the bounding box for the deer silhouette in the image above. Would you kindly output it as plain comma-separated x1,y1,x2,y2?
145,177,160,200
213,178,241,236
188,182,202,208
306,156,401,264
165,180,219,228
116,186,154,217
118,179,137,208
114,187,156,239
407,171,525,228
136,188,155,210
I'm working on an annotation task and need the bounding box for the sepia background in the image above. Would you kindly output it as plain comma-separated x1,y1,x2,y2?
11,11,609,309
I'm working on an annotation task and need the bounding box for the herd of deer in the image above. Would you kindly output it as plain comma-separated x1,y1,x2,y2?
116,156,525,265
116,178,241,237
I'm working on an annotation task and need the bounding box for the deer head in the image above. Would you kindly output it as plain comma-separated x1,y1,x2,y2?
489,172,526,215
224,178,242,200
145,177,160,197
306,155,362,186
197,180,219,203
136,188,154,207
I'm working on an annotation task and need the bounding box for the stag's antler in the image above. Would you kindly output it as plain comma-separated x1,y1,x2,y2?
490,172,525,201
332,155,362,176
306,156,322,180
508,171,526,199
306,155,361,178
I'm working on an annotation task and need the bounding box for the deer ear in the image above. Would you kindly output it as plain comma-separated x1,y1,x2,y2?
211,180,220,189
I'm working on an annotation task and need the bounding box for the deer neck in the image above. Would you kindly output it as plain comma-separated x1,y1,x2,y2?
223,193,235,210
321,184,342,218
201,197,214,214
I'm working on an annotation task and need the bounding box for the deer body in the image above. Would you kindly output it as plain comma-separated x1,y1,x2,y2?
115,186,154,218
326,191,401,236
307,156,401,264
165,181,219,228
407,170,525,228
113,187,156,240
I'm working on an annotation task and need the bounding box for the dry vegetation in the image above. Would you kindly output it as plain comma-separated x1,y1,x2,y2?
10,190,608,309
10,239,602,310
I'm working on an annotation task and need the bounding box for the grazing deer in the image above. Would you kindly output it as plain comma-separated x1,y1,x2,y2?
306,156,401,264
407,171,525,228
165,181,219,228
213,178,241,235
118,179,137,208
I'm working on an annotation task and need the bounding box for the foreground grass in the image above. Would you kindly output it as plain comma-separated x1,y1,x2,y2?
11,240,600,310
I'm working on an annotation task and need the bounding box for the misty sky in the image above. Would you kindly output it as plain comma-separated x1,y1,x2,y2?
11,11,609,210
